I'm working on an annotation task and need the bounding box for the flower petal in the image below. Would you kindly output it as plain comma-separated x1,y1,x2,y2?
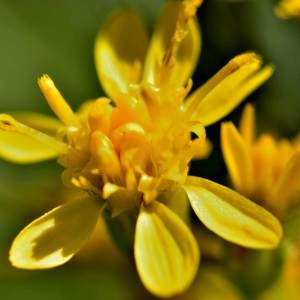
184,176,282,249
0,114,67,163
143,0,201,86
11,112,62,136
94,10,149,98
135,201,199,297
10,197,101,269
221,122,254,196
239,103,255,145
185,53,273,126
252,134,277,198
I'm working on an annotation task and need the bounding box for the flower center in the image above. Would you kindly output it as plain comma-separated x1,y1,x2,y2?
55,82,207,213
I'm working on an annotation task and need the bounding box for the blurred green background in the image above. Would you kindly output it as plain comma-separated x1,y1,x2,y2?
0,0,299,299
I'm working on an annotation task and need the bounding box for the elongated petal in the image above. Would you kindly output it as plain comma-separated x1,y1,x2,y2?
38,75,77,126
143,0,201,86
135,201,199,298
185,53,273,126
11,112,62,136
252,134,277,198
10,197,101,269
95,10,148,97
0,114,67,163
239,103,255,145
184,176,282,249
221,122,254,196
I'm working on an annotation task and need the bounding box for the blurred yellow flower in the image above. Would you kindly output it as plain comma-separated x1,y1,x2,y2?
221,103,300,218
0,0,282,297
275,0,300,19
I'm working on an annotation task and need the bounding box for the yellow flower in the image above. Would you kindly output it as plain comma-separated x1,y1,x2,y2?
0,0,282,297
275,0,300,20
221,103,300,218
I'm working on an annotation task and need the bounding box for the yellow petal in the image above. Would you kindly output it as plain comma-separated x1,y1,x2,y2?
0,114,67,163
239,103,255,145
135,201,199,298
252,134,277,199
184,176,282,249
143,0,201,86
185,53,274,126
95,10,148,98
221,122,254,196
11,112,62,136
10,197,101,269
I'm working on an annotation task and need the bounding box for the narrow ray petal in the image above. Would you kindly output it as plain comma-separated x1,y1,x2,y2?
221,122,254,196
95,10,148,98
38,75,77,126
184,53,273,126
184,53,261,114
252,134,277,197
143,0,201,86
0,114,67,163
11,112,62,136
184,176,282,249
135,201,199,298
10,197,101,269
239,103,255,145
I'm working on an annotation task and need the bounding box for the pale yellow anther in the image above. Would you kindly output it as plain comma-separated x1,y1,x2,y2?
71,176,93,190
38,75,77,126
103,182,120,199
